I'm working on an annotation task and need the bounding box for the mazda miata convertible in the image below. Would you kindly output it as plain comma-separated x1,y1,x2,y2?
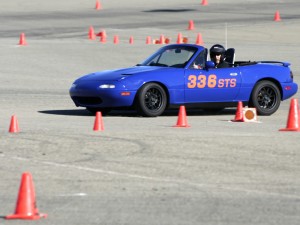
69,44,297,117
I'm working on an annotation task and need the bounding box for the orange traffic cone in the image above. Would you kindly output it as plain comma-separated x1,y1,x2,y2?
113,35,119,44
9,115,20,133
129,36,134,44
279,98,300,131
173,106,190,127
231,101,244,122
99,30,107,43
177,33,183,44
6,172,47,220
188,20,195,30
159,34,165,44
182,37,189,43
195,33,204,45
88,26,96,40
93,111,104,131
165,37,171,44
274,10,281,21
146,36,152,44
95,0,102,10
19,33,27,46
201,0,208,6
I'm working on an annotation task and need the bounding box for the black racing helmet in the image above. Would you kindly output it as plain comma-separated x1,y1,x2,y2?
210,44,226,61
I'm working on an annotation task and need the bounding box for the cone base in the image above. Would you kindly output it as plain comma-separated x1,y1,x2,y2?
279,128,300,132
9,130,20,133
231,119,243,122
173,124,190,128
6,213,47,220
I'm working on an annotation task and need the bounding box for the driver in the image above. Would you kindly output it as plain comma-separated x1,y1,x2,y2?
209,44,229,68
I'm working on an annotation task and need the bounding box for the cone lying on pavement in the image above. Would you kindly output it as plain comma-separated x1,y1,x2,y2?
173,106,190,127
231,101,244,122
6,172,47,220
279,98,300,131
93,111,104,131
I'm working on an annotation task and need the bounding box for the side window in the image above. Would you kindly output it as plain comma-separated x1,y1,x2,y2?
189,49,206,69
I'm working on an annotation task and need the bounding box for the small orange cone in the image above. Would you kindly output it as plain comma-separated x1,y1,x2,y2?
231,101,244,122
113,35,119,44
195,33,204,45
182,37,189,43
129,36,134,44
274,10,281,21
188,20,195,30
99,30,107,43
201,0,208,6
88,26,96,40
93,111,104,131
19,33,27,46
95,0,102,10
177,33,183,44
279,98,300,131
146,36,152,44
6,172,47,220
159,34,165,44
9,115,20,133
173,106,190,128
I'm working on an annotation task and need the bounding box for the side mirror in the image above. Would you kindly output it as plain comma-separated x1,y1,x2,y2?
205,61,215,69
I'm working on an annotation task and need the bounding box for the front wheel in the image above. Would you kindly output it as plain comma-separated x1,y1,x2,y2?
135,83,167,117
249,80,281,115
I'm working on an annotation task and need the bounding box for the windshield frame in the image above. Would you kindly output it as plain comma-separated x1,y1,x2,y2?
140,45,199,68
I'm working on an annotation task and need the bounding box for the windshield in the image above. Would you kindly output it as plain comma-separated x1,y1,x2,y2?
141,46,198,68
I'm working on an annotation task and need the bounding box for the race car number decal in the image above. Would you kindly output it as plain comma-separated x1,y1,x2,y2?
187,74,236,88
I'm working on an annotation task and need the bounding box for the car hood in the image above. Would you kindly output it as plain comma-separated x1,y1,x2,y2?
76,66,171,82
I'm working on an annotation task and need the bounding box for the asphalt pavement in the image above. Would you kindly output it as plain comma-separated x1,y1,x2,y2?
0,0,299,224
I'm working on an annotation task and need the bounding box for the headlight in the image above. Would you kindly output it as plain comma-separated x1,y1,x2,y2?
99,84,116,89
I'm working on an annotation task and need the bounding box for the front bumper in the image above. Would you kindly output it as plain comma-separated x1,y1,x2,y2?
69,82,136,108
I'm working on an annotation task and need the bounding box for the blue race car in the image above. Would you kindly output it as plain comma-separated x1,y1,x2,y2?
69,44,298,117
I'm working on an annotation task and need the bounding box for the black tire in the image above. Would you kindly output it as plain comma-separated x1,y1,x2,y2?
135,83,167,117
249,80,281,115
86,107,111,115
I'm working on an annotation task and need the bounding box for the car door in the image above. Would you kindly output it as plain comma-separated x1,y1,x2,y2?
184,67,242,103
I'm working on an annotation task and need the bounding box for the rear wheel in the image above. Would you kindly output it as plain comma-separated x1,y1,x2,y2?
135,83,167,117
249,80,281,115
